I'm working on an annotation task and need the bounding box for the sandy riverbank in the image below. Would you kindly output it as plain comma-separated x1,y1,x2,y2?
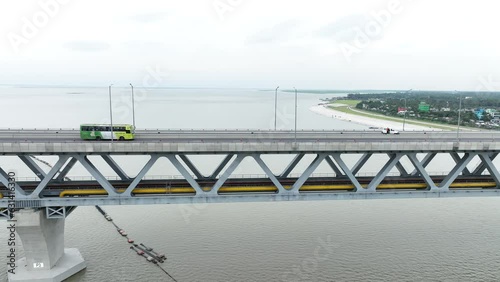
310,104,441,131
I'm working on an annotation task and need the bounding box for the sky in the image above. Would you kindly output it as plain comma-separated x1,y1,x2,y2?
1,0,500,91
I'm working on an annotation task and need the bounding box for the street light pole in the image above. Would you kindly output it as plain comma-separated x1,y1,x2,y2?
274,86,279,130
109,84,114,143
130,83,136,129
457,92,462,141
402,89,412,132
294,87,298,144
401,98,407,132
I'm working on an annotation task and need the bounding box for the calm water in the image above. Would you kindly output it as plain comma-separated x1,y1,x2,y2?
1,87,500,281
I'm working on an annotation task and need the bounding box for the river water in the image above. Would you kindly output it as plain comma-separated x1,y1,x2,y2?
1,87,500,281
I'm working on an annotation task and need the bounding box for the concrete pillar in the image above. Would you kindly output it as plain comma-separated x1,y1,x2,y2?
16,209,64,270
8,209,86,282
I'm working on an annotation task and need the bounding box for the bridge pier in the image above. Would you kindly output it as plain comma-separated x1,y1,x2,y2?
8,209,86,282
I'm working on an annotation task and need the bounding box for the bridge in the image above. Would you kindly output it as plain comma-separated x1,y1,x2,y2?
1,129,500,281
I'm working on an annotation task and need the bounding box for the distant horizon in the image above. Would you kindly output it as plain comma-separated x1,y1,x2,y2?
0,83,499,94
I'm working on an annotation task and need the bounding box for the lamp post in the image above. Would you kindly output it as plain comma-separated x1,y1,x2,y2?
401,89,412,132
294,87,298,144
274,86,279,130
109,84,114,143
130,83,136,129
457,91,462,141
400,98,407,131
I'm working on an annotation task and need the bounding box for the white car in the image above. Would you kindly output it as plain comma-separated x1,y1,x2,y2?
381,128,399,134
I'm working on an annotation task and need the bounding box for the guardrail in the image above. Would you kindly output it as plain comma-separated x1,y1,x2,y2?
0,128,439,131
1,128,499,134
0,129,433,137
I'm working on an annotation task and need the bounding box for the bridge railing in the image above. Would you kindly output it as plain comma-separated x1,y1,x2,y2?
0,128,445,132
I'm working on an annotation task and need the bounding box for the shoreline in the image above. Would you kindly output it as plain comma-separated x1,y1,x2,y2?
309,105,442,131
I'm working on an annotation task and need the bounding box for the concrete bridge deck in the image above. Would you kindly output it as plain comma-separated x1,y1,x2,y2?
0,130,498,154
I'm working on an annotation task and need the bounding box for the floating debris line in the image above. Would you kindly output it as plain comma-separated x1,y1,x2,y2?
95,205,178,282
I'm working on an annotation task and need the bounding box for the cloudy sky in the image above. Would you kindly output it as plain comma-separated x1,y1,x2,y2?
1,0,499,90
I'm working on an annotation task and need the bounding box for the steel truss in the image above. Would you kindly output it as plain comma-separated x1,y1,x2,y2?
0,151,498,203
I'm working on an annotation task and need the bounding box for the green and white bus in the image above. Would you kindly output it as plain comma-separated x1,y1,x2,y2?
80,124,135,141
